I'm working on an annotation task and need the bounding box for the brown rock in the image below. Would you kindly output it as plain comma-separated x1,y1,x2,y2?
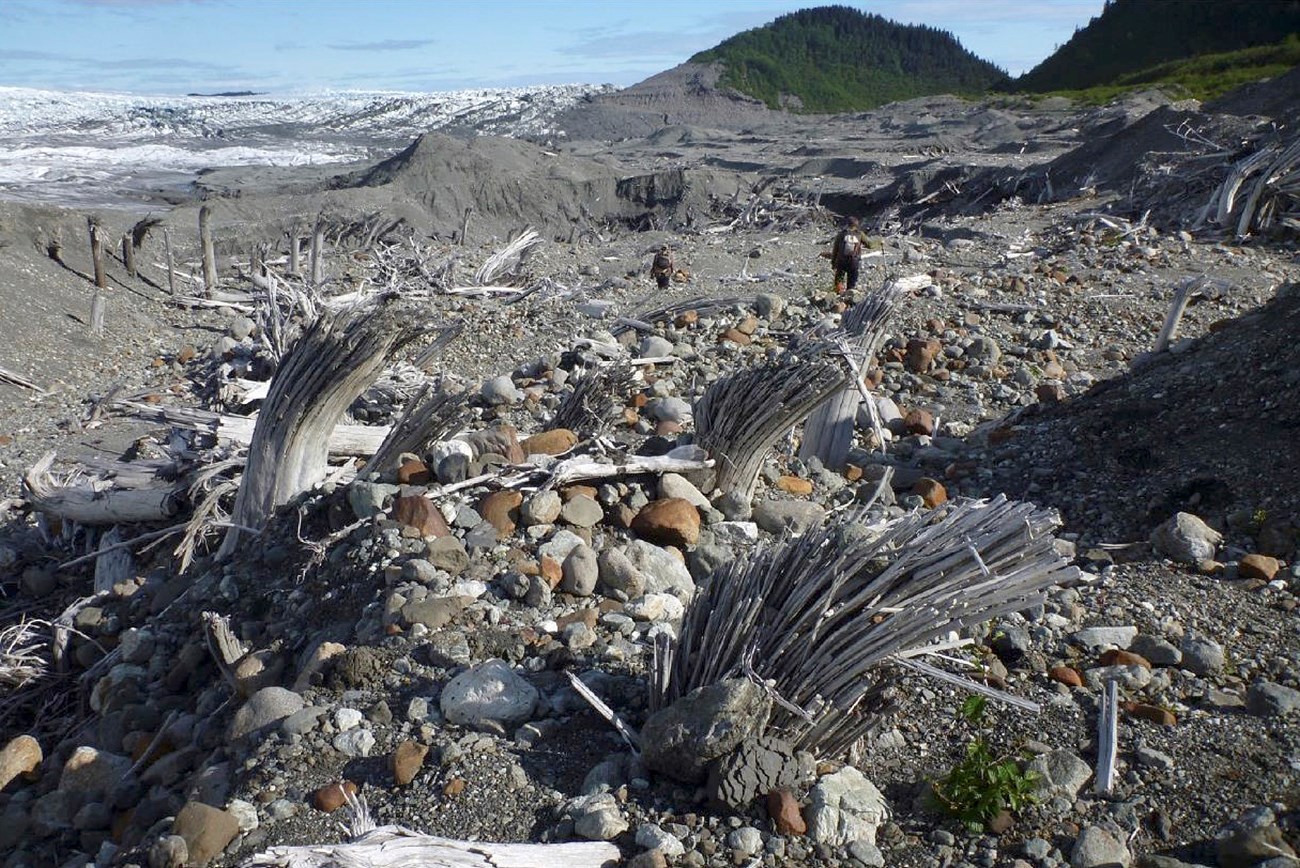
561,484,599,502
655,420,682,436
768,788,806,835
391,740,428,787
736,314,759,335
172,801,240,866
776,475,813,495
904,408,935,436
391,495,451,538
311,780,358,812
443,777,466,797
1049,665,1083,688
177,346,197,364
540,555,563,588
1042,360,1066,379
1239,553,1281,581
480,490,524,534
397,459,432,485
913,478,947,508
1036,383,1066,404
0,734,42,791
1124,702,1177,726
1100,649,1152,669
521,428,579,456
988,809,1014,835
622,407,640,426
556,608,599,630
843,464,863,482
674,310,698,328
631,498,701,548
863,367,884,388
905,338,943,373
461,426,525,463
719,328,752,346
627,850,669,868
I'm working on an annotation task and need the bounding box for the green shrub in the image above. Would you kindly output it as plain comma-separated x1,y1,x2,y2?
930,696,1039,832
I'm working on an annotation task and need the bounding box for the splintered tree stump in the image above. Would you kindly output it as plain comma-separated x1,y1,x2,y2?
310,217,325,288
87,217,106,289
217,298,424,558
121,233,136,278
199,204,217,297
288,234,301,276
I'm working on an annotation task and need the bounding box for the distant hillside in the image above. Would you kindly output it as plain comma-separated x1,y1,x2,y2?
1017,0,1300,93
689,5,1010,113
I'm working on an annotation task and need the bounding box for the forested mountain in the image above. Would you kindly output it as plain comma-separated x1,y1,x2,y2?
688,5,1010,113
1016,0,1300,93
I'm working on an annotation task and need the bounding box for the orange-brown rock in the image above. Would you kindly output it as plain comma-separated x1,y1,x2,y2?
905,338,943,373
1049,665,1083,687
768,788,806,835
655,420,682,436
397,460,431,485
776,475,813,495
1239,553,1281,581
521,428,579,456
443,778,466,797
312,780,358,812
863,368,884,388
561,484,599,502
1100,649,1152,669
843,464,863,482
0,734,42,791
631,498,701,548
913,478,947,509
540,555,563,588
557,608,599,630
736,314,759,335
674,310,698,328
904,408,935,435
391,495,451,538
480,490,523,534
391,740,428,787
719,328,752,346
1124,702,1177,726
177,346,197,364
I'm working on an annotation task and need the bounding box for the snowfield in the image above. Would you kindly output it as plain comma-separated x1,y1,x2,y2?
0,84,609,208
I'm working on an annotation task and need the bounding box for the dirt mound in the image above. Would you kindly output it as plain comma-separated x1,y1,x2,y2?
1207,64,1300,126
332,132,747,237
979,285,1300,544
551,62,779,142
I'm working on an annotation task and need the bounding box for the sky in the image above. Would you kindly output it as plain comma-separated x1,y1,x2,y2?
0,0,1107,95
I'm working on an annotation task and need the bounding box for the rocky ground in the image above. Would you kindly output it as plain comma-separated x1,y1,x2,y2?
0,77,1298,868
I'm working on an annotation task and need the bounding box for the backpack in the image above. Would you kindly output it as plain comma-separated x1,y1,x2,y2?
833,230,861,265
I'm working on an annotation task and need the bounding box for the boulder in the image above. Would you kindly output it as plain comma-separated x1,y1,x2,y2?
806,765,889,847
440,659,537,731
640,679,771,783
1150,512,1221,563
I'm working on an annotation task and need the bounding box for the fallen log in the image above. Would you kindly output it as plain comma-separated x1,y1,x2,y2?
0,366,46,394
24,452,181,525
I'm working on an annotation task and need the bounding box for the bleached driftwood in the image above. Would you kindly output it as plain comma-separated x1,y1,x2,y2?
564,671,641,754
242,825,620,868
119,402,391,457
217,297,424,558
800,279,905,470
694,335,846,502
655,495,1079,757
367,381,468,477
92,527,135,594
1096,677,1118,796
1205,134,1300,237
0,366,46,393
438,446,713,497
24,452,181,525
474,228,541,286
1153,277,1196,353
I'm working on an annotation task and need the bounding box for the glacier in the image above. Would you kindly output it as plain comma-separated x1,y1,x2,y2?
0,84,609,209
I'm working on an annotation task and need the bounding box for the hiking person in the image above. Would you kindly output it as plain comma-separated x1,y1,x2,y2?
829,216,864,294
651,244,674,289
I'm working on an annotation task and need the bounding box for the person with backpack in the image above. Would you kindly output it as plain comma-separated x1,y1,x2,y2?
830,216,864,294
651,244,675,289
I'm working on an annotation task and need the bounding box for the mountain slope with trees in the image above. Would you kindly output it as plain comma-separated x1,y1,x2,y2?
1016,0,1300,93
689,5,1009,113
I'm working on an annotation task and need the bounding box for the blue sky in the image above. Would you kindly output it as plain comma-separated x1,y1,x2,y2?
0,0,1106,95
